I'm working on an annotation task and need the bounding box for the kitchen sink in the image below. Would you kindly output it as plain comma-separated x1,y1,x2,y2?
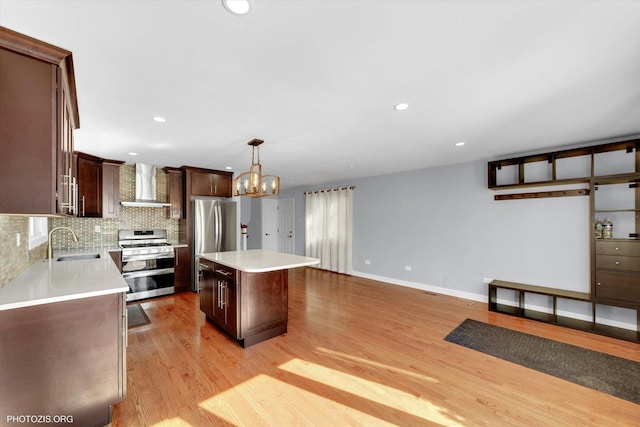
56,254,101,261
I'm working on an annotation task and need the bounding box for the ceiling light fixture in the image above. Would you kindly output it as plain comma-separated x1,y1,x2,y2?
455,141,465,147
394,103,409,111
128,152,138,156
222,0,251,15
232,139,280,197
152,116,166,123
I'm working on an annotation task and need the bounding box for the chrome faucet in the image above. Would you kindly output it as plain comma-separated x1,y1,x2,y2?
47,226,79,259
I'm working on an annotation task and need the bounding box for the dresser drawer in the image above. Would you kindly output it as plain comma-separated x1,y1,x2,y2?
596,255,640,272
595,270,640,303
595,240,640,257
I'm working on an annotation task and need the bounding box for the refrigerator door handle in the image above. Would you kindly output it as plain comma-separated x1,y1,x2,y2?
215,203,222,252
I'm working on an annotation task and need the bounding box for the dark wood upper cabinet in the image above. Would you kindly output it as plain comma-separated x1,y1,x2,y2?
102,160,122,219
75,151,123,218
184,167,232,198
163,167,184,219
76,152,102,217
0,26,80,215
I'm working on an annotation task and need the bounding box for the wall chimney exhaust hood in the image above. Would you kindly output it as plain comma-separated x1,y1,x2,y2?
120,163,172,207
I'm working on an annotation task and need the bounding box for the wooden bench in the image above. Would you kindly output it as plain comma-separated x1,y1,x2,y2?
488,280,639,343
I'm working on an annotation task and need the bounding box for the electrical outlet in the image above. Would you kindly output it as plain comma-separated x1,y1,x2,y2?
95,225,101,233
405,265,412,272
16,233,21,247
365,260,371,265
483,277,493,284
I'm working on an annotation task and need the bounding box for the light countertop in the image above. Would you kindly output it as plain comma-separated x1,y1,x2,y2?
199,250,320,273
0,251,128,311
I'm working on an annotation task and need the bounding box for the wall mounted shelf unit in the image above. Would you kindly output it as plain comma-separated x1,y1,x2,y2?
488,139,639,190
487,138,640,342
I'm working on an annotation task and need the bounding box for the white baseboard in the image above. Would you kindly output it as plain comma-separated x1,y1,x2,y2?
350,271,637,332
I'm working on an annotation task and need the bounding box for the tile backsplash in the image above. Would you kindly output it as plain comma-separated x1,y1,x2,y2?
51,164,179,249
1,164,180,287
0,216,47,286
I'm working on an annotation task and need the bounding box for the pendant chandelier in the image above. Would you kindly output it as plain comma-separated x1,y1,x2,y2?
232,138,280,198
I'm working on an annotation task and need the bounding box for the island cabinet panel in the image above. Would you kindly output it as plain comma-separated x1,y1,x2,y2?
0,293,126,426
199,260,215,321
239,269,288,347
197,258,289,347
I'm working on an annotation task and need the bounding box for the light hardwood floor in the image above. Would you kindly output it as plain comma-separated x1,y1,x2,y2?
113,268,639,426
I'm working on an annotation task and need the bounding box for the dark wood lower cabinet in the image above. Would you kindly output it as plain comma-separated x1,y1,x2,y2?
239,269,288,347
0,293,127,425
174,246,190,293
594,240,640,307
198,259,288,347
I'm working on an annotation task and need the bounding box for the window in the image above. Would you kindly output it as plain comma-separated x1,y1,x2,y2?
28,217,48,250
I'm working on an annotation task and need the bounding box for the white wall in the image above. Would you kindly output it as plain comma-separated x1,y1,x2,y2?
278,158,637,330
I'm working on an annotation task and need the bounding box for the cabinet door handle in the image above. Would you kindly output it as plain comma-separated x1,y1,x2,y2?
597,282,602,286
615,261,619,265
221,283,227,308
82,196,85,217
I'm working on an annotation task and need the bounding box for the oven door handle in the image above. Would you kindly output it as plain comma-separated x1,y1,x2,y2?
122,253,175,262
122,268,175,280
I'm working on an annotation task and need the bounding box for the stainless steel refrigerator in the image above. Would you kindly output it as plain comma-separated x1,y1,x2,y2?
192,198,238,291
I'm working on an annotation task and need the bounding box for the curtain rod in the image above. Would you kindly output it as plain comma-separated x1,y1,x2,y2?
304,186,355,195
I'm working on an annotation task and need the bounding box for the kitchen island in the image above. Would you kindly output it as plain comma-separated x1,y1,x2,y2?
198,250,319,347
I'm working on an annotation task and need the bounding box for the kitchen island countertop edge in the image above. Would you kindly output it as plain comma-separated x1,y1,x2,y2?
198,250,320,273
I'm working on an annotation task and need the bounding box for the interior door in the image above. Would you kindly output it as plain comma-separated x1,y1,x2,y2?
278,198,295,254
261,199,278,251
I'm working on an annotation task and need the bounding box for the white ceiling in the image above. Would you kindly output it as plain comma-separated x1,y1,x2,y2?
2,1,640,189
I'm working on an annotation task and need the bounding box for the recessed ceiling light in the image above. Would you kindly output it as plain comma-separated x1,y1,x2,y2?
152,116,166,123
128,152,138,156
225,166,233,170
222,0,251,15
455,141,466,147
394,103,409,111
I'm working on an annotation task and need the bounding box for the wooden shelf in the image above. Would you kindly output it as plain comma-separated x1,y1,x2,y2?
488,138,640,343
488,139,640,190
488,280,639,343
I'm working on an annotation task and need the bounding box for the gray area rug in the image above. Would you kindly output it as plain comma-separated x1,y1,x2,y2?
127,304,150,329
444,319,640,405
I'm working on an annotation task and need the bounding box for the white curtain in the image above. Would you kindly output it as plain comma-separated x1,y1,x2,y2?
305,187,353,274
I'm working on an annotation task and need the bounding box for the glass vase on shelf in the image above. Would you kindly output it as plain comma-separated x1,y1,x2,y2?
602,218,613,239
594,219,603,239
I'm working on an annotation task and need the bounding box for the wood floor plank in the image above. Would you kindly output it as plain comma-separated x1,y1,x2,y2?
112,268,640,426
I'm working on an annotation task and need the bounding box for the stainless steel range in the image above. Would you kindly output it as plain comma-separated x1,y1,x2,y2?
118,229,175,302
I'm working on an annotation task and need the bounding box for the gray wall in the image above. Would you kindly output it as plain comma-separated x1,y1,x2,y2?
278,158,636,330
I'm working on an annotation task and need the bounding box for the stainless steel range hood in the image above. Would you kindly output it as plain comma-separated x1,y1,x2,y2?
120,163,171,207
